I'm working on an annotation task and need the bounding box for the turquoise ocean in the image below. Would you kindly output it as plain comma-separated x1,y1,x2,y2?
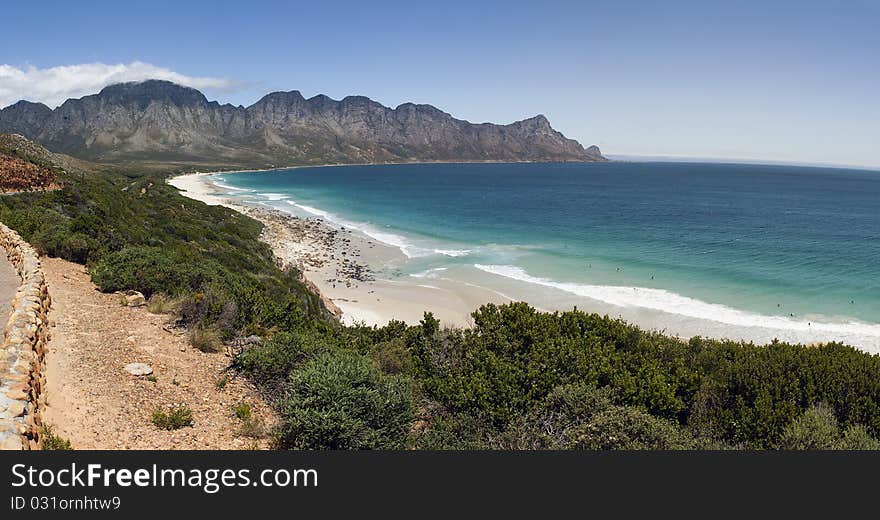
209,161,880,350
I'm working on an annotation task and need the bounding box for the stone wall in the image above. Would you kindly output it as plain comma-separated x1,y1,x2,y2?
0,223,50,450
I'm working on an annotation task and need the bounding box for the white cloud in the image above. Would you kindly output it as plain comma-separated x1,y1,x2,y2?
0,61,240,108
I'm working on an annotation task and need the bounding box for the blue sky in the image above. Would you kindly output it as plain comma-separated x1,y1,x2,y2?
2,0,878,168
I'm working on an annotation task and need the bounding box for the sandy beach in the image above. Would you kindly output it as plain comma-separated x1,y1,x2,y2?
168,173,507,327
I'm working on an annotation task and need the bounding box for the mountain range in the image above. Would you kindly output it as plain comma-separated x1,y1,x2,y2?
0,80,605,167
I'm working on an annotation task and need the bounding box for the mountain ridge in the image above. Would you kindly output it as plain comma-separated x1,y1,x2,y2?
0,80,606,167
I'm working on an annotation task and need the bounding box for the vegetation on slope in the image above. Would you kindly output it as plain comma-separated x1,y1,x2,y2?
1,133,878,450
0,134,327,337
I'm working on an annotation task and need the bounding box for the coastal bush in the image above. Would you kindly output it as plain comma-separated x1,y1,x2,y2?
411,303,695,428
403,304,880,449
777,403,840,450
495,384,619,449
92,246,217,297
233,402,252,421
370,338,415,375
276,351,414,449
178,287,230,329
40,425,73,450
152,405,194,430
839,425,880,450
0,164,326,333
415,411,498,450
233,402,266,438
234,326,342,390
567,406,695,450
777,404,880,450
687,341,880,448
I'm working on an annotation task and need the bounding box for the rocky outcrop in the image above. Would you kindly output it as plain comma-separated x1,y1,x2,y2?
0,223,50,450
0,80,606,166
0,152,59,192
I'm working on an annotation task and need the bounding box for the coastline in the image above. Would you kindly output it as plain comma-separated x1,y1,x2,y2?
168,170,880,352
168,172,508,327
170,157,607,179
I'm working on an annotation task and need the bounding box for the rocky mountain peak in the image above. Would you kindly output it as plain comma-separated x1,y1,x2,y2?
92,80,209,109
0,81,606,166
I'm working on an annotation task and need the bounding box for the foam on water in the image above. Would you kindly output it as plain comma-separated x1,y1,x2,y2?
259,193,288,200
410,267,449,279
282,201,430,258
211,180,254,192
434,249,472,257
474,264,880,348
281,201,469,259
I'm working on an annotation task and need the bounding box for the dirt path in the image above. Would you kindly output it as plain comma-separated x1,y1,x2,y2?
41,257,277,449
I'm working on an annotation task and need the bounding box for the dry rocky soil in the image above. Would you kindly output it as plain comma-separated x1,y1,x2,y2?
41,257,277,449
0,153,59,192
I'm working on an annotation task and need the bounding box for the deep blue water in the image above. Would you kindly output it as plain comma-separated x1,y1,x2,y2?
215,161,880,337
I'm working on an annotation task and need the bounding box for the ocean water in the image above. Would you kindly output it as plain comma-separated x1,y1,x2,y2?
212,162,880,349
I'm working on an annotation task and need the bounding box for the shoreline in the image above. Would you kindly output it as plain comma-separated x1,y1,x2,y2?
170,157,608,179
168,172,508,327
168,171,880,352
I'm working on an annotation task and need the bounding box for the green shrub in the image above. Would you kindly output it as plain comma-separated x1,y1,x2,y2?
497,384,618,449
277,351,414,449
370,338,414,375
92,246,215,298
689,342,880,448
778,404,880,450
233,402,252,421
233,402,265,438
413,303,693,428
152,405,194,430
40,425,73,450
234,327,340,389
839,425,880,450
568,406,695,450
778,403,840,450
415,411,496,450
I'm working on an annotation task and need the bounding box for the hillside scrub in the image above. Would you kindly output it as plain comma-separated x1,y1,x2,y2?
276,351,414,449
0,143,328,334
3,135,880,450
